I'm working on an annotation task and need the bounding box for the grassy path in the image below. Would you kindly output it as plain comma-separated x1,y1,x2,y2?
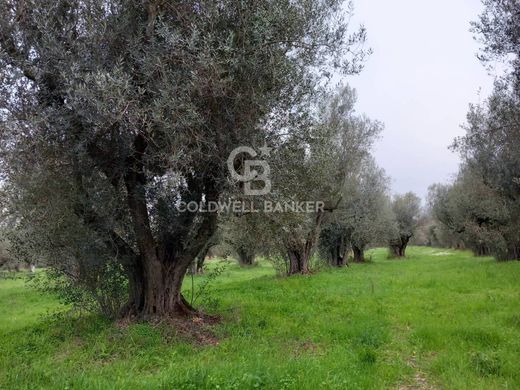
1,247,519,389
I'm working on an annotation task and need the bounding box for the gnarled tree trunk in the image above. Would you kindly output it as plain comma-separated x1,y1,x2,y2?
189,239,214,275
122,224,216,318
473,243,490,257
286,210,325,275
389,234,411,258
336,236,349,267
122,133,218,318
328,237,349,267
287,247,311,274
352,245,365,263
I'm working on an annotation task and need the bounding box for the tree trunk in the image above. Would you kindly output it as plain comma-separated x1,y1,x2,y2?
125,260,145,314
352,245,365,263
400,235,410,257
389,235,411,258
196,255,206,274
336,254,346,267
188,242,211,275
236,247,255,266
388,244,399,258
122,256,196,317
287,247,311,274
122,133,217,318
337,235,349,266
143,259,196,316
474,243,489,257
496,244,520,261
330,238,348,267
399,242,406,257
286,210,325,275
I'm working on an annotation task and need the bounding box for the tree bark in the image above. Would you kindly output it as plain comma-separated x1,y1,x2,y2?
400,237,407,256
287,247,311,274
188,241,212,275
474,243,490,257
336,235,349,266
286,210,325,275
125,260,145,313
331,245,348,266
196,253,206,274
389,234,411,258
352,245,365,263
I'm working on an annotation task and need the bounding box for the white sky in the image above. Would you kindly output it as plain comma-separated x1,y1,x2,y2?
347,0,496,200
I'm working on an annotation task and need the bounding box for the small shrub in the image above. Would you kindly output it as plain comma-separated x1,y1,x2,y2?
267,255,289,276
189,260,228,310
309,254,328,273
27,261,127,319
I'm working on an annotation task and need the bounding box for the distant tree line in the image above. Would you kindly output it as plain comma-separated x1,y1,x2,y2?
427,0,520,261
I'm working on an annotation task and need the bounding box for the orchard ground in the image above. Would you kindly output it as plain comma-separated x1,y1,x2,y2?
1,247,519,389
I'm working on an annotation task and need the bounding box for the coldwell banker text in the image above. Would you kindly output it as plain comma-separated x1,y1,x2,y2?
176,200,325,213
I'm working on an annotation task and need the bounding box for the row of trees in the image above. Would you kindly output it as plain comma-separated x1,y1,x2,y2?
208,84,423,273
220,142,423,270
426,0,520,262
0,0,369,318
0,0,423,320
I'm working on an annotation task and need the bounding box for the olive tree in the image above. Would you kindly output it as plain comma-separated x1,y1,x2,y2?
388,192,421,258
319,222,352,267
344,158,393,262
427,171,513,259
472,0,520,88
0,0,369,318
270,85,382,274
320,156,393,264
220,213,272,267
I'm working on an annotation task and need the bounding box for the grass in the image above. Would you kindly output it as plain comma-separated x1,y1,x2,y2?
1,247,519,389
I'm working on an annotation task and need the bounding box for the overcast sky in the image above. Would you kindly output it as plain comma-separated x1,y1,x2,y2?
347,0,496,201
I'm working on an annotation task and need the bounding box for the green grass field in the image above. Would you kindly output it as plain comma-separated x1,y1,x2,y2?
1,247,519,389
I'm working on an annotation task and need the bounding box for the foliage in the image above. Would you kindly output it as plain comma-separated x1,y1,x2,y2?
319,156,393,264
219,213,270,267
0,237,11,269
472,0,520,84
430,79,520,260
28,261,128,319
266,254,289,276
